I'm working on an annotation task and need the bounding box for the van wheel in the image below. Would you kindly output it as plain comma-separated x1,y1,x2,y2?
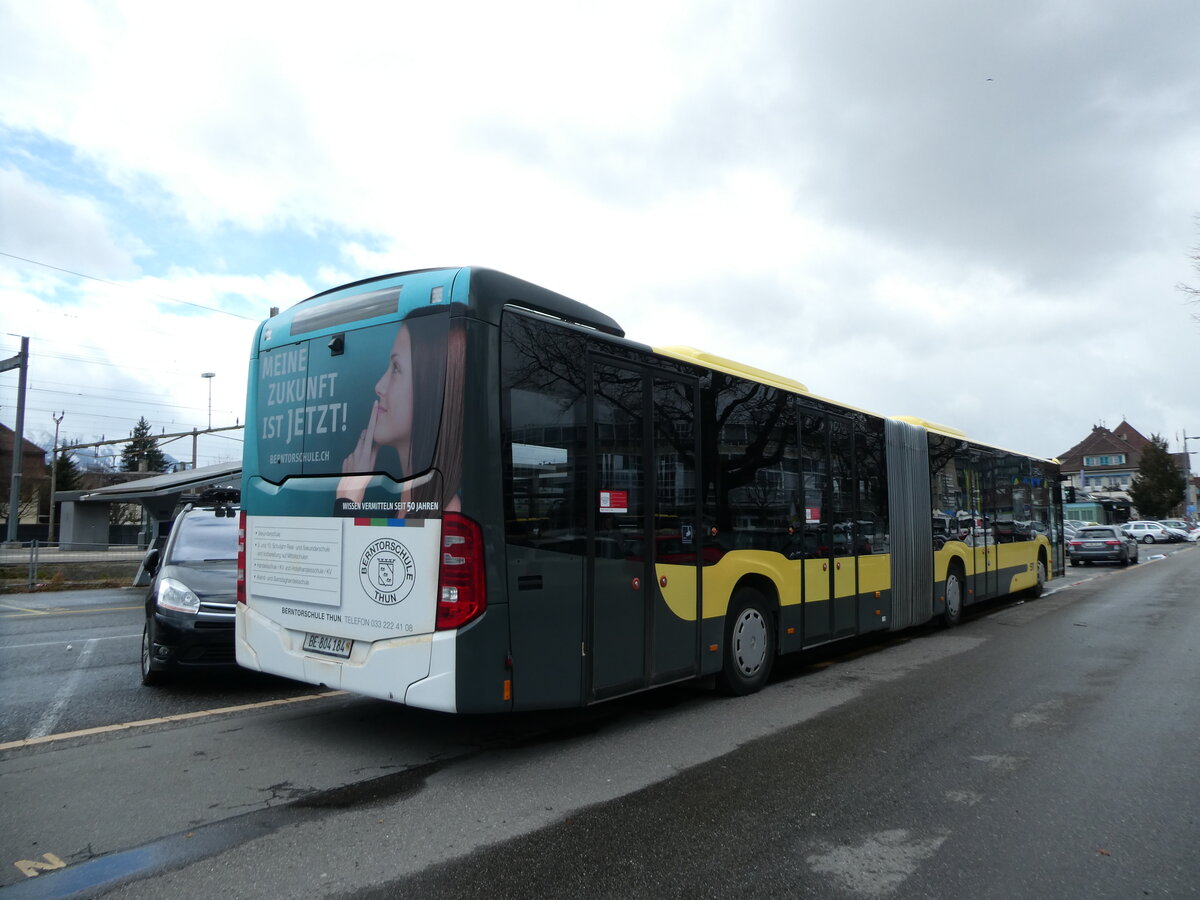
141,620,166,686
718,588,775,696
942,567,964,627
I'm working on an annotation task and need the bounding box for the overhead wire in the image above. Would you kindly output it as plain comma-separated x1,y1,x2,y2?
0,250,263,321
2,252,257,466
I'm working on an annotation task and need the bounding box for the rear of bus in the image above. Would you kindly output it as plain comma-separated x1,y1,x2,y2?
235,268,486,711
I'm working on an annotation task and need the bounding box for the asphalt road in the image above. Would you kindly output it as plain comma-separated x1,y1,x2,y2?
1,545,1196,898
383,547,1200,899
0,587,320,743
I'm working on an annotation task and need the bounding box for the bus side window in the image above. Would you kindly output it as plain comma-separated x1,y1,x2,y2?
501,313,587,549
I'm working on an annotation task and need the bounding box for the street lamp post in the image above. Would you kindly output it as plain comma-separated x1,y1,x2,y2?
201,372,216,430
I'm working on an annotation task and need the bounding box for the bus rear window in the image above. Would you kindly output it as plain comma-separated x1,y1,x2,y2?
255,305,462,504
289,286,401,336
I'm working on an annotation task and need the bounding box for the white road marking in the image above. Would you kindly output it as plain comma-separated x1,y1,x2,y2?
945,789,984,806
807,828,950,897
1010,698,1065,730
27,637,98,740
970,753,1025,772
2,633,140,651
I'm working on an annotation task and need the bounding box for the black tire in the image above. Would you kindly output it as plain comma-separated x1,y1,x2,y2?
1131,549,1139,564
1027,558,1047,597
942,566,964,627
1069,558,1079,567
717,588,775,696
1120,551,1130,567
1143,535,1154,545
141,620,166,686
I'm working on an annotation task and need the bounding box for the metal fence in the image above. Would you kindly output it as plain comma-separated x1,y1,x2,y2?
0,541,147,591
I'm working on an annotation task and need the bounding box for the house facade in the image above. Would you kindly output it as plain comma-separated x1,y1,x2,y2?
1057,420,1195,520
0,423,50,532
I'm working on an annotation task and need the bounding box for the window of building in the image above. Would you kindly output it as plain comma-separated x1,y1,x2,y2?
1083,454,1125,466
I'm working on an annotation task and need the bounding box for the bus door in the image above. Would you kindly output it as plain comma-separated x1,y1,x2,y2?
829,414,858,638
801,410,860,645
586,358,701,701
801,410,832,646
981,458,1000,599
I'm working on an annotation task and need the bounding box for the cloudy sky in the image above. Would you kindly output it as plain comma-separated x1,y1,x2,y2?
2,0,1198,473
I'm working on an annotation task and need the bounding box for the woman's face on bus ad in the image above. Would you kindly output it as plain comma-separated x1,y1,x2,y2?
373,324,414,448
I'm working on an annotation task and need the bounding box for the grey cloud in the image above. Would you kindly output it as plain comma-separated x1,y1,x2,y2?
750,1,1200,286
478,2,1200,290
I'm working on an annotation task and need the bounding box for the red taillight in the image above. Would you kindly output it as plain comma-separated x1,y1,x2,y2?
1104,540,1121,546
236,511,247,605
1068,541,1081,548
436,512,486,630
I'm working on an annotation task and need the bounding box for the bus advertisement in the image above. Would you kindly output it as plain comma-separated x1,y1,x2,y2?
236,267,1063,713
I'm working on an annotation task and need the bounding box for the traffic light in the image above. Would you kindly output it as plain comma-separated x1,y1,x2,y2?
1064,486,1076,503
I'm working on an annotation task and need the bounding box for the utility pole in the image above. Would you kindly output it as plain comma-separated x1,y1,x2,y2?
47,411,64,543
1184,432,1199,519
2,337,29,544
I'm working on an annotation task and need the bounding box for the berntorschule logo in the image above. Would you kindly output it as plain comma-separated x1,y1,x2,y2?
359,538,417,606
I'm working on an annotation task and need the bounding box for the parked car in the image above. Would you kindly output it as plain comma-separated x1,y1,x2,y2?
140,502,240,685
1068,525,1139,567
1159,525,1193,542
1123,521,1180,544
1158,519,1199,542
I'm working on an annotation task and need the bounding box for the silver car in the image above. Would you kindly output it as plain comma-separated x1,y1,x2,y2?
1123,521,1177,544
1158,520,1198,542
1068,525,1139,566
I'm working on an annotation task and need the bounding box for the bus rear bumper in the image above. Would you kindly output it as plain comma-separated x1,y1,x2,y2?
236,604,456,710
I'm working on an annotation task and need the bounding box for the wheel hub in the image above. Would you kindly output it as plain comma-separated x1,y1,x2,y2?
733,609,767,675
946,577,961,617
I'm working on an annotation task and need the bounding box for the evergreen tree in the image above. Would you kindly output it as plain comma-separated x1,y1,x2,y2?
1128,434,1186,518
53,451,83,492
120,417,170,473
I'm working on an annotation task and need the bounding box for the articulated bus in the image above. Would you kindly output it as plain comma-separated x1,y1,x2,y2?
236,267,1064,712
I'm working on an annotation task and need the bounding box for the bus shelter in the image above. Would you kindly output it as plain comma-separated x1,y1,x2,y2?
56,462,241,582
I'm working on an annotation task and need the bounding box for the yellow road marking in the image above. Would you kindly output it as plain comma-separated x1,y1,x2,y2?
0,691,348,753
14,853,66,878
0,605,141,619
0,601,44,614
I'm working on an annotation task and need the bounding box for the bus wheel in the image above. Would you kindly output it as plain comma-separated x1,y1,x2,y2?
1028,558,1047,597
942,568,964,628
718,588,775,696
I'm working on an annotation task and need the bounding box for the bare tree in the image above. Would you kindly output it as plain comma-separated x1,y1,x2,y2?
1180,216,1200,324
